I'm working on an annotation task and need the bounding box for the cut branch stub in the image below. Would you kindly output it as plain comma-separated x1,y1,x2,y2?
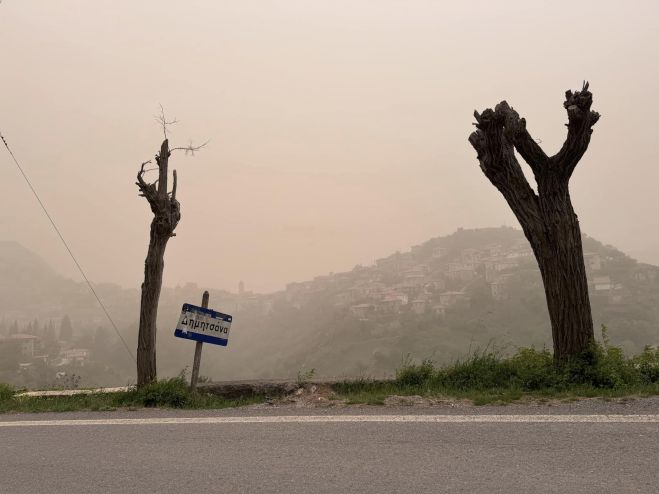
468,104,541,232
496,101,548,177
471,82,598,182
136,139,180,235
156,139,171,199
552,81,600,178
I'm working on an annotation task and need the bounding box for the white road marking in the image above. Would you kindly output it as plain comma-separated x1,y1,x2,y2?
1,415,658,427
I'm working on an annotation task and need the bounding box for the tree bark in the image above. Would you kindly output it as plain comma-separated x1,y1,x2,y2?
136,139,181,386
530,179,594,359
468,83,600,360
136,233,169,385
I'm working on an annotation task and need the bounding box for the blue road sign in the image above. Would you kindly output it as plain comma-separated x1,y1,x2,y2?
174,303,232,347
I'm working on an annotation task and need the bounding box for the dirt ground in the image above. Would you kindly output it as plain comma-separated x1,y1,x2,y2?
260,384,659,412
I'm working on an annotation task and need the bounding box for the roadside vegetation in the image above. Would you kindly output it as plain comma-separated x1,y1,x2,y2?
2,328,657,412
0,376,264,413
334,332,659,405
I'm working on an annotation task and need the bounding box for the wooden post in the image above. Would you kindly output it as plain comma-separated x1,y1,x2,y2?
190,290,209,392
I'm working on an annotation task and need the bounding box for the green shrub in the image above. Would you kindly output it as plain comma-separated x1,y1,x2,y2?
559,336,640,389
389,328,658,395
395,356,434,387
0,383,14,402
119,376,190,408
439,352,515,390
631,346,659,384
507,347,556,390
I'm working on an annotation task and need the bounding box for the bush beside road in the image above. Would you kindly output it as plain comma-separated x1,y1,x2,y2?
1,339,658,413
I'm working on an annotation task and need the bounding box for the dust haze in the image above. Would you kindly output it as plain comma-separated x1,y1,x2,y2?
1,1,659,384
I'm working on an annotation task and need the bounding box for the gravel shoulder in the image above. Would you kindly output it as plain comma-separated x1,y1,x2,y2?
1,394,657,422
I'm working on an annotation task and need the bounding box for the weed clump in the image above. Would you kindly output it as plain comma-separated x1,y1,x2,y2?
119,376,190,408
393,328,658,394
632,346,659,384
506,347,555,390
0,383,15,403
296,368,317,386
396,357,434,387
348,327,659,405
440,352,516,390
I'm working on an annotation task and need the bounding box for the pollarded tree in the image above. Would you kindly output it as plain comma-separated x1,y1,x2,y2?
135,109,206,386
135,138,179,387
468,82,600,360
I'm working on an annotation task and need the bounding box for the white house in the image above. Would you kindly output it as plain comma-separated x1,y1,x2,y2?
592,276,612,291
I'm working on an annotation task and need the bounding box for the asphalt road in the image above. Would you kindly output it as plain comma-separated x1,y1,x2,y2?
2,406,658,494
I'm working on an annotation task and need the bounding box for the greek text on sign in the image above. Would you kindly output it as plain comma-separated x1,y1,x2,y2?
174,303,232,347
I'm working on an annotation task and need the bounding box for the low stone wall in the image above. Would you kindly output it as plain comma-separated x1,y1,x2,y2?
197,379,390,399
197,380,301,399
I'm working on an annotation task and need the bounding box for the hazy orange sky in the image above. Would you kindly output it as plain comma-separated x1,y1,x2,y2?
1,0,658,293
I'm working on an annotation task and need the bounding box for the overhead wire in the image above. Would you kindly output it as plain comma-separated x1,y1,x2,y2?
0,130,136,363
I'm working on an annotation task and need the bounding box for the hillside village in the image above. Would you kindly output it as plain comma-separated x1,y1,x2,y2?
169,227,654,381
277,227,653,320
2,227,659,386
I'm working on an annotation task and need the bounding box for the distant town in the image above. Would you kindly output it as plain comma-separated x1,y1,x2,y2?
2,226,659,387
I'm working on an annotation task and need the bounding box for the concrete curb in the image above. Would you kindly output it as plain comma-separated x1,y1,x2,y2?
17,387,133,397
14,379,390,399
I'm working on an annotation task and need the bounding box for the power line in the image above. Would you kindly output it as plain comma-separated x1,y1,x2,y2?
0,130,136,363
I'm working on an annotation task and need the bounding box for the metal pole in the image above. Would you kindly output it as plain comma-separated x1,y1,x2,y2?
190,290,209,392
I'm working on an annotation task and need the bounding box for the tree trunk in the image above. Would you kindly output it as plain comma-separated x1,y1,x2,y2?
136,232,169,385
135,139,181,386
468,83,600,360
531,179,594,359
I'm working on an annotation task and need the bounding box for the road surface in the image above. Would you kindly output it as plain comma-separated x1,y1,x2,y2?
2,403,658,493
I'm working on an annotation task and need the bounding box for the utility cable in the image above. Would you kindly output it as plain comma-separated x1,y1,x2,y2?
0,130,136,363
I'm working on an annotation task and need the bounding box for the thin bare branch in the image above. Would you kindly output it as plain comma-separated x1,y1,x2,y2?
154,104,178,140
170,139,210,156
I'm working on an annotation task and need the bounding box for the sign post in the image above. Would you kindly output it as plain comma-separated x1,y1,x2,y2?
174,291,233,392
190,291,209,392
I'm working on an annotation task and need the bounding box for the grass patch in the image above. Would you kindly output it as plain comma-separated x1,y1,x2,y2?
0,377,265,413
3,329,658,411
332,336,659,406
0,383,14,402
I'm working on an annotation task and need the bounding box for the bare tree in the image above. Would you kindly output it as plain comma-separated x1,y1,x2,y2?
468,82,600,360
135,109,206,386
